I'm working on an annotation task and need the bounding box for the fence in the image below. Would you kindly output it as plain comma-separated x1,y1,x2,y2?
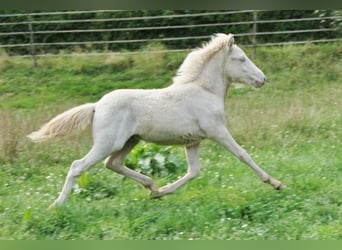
0,10,341,66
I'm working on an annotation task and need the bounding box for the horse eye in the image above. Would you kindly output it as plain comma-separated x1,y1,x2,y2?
239,57,246,62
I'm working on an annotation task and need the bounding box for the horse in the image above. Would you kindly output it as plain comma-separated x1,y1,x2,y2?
28,33,286,209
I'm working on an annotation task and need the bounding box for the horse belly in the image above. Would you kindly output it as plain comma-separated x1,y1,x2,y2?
149,134,201,146
140,130,204,146
138,117,205,146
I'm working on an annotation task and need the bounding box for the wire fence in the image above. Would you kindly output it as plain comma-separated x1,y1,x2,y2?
0,10,341,67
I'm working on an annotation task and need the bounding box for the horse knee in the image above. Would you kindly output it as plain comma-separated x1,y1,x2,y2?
68,160,86,177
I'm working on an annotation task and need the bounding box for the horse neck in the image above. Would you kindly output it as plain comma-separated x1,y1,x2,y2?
197,51,231,101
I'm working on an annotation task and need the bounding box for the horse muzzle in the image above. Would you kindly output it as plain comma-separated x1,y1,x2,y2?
254,75,266,88
254,80,265,88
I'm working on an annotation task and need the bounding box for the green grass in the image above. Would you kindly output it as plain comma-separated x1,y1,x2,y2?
0,43,341,239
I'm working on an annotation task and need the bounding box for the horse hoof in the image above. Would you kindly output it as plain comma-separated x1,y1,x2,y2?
275,183,287,190
150,191,163,199
47,202,56,210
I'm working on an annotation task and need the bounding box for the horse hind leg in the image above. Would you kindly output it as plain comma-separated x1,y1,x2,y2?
48,144,114,209
48,107,142,208
104,137,159,192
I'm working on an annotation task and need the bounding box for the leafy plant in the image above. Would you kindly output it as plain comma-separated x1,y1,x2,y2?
125,142,186,177
22,207,32,223
74,171,118,200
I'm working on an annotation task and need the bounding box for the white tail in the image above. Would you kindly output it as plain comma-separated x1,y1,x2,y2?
27,103,95,142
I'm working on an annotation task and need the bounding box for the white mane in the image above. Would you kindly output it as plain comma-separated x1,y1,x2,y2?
173,33,234,84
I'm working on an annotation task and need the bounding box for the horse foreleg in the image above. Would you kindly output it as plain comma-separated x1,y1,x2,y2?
210,126,286,190
105,137,159,192
150,144,200,198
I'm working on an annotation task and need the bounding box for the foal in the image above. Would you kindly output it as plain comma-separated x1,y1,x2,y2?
28,33,286,209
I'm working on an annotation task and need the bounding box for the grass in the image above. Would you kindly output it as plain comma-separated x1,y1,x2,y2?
0,42,341,239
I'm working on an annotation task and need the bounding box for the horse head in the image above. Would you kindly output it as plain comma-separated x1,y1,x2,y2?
224,35,266,88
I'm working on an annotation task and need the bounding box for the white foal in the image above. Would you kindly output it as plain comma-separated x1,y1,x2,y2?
28,33,286,209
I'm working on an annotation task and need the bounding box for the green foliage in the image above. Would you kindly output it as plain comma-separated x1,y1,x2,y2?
0,10,339,55
125,142,186,177
22,207,32,223
0,43,341,239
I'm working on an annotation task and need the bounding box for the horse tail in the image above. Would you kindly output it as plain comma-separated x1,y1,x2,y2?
27,103,95,143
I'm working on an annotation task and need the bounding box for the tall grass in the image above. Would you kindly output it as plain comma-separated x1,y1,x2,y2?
0,43,341,239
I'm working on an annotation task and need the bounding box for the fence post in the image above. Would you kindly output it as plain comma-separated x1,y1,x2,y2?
27,14,37,68
252,11,258,58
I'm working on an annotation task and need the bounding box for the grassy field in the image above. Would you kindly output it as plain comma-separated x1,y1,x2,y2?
0,43,341,239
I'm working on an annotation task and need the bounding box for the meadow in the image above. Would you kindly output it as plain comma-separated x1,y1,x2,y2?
0,42,341,239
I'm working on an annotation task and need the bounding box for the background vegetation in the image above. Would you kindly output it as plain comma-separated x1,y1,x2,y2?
0,10,341,55
0,42,341,239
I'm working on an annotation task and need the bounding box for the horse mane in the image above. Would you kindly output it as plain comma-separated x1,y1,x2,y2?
173,33,234,84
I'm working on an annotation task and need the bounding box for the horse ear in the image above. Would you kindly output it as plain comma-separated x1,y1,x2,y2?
227,34,234,49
